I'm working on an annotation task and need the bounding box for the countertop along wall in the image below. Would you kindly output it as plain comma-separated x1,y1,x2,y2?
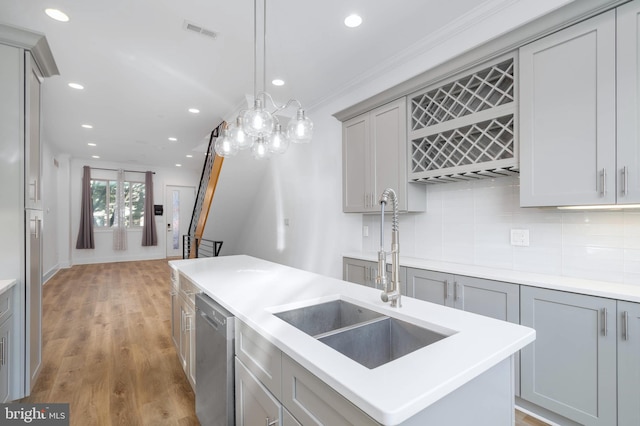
362,176,640,286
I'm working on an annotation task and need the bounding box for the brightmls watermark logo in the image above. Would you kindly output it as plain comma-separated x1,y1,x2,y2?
1,404,69,425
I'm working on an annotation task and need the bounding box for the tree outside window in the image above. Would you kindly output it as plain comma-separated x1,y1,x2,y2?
91,179,146,228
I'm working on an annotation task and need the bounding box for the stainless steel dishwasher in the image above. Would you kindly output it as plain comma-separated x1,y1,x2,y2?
195,293,235,426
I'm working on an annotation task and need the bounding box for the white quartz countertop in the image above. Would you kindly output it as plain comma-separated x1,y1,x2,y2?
344,252,640,303
0,279,16,295
170,255,534,425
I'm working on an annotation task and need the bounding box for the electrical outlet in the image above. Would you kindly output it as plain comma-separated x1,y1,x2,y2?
363,225,369,237
510,229,530,246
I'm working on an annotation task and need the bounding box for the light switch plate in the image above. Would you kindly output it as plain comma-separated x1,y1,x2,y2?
510,229,530,246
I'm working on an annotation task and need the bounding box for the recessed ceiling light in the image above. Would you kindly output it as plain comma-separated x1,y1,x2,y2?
344,14,362,28
87,142,97,147
272,79,284,86
188,108,200,114
186,154,193,158
68,82,84,90
168,137,178,142
175,163,182,167
82,124,93,129
92,155,100,159
45,8,69,22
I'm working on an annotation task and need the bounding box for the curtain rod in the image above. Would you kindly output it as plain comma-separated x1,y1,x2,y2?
90,167,155,174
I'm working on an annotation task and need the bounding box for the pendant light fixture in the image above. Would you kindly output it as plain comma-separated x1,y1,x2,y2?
214,0,313,158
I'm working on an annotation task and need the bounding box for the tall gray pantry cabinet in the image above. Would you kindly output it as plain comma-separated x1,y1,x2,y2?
0,24,58,399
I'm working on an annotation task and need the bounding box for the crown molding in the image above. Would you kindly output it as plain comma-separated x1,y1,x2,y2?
0,23,59,77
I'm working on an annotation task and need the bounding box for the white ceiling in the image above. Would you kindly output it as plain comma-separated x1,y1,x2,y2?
0,0,572,170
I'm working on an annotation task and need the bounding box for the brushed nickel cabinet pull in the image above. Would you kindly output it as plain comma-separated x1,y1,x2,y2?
266,417,278,426
444,280,450,300
454,282,460,301
602,308,608,336
623,311,629,341
600,169,607,197
623,166,629,197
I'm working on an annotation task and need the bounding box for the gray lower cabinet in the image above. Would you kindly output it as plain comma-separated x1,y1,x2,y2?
283,408,302,426
343,257,406,294
406,268,520,395
520,286,617,426
405,268,519,322
235,357,282,426
281,354,378,426
236,319,380,425
617,300,640,425
0,315,11,403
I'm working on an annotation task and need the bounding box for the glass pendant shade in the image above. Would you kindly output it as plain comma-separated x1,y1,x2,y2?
268,124,289,154
287,108,313,143
242,99,275,137
229,117,254,150
252,135,271,159
214,129,239,157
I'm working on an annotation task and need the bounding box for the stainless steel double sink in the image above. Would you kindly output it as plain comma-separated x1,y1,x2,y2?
274,300,449,369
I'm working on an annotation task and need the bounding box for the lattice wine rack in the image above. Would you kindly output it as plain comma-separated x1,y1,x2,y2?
408,54,518,183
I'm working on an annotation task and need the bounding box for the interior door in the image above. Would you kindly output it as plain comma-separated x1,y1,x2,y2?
165,185,196,258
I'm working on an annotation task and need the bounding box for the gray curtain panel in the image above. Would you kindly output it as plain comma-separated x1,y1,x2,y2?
142,171,158,246
75,165,95,249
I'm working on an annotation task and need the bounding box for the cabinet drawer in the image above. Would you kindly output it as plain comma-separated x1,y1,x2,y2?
235,320,282,399
281,354,378,426
0,288,12,326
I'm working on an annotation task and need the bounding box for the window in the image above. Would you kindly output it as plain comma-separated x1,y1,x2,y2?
91,179,146,228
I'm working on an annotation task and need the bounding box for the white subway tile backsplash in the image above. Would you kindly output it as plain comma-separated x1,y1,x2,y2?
362,176,638,283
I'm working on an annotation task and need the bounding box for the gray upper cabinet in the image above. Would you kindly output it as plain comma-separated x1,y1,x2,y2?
342,98,425,213
520,2,640,207
616,0,640,205
520,286,617,426
408,54,518,184
25,52,43,210
617,300,640,426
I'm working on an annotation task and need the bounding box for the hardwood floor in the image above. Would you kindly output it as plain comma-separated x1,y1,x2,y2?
22,259,548,426
21,259,199,425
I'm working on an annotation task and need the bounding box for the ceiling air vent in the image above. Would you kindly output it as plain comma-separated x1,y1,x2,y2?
183,20,218,40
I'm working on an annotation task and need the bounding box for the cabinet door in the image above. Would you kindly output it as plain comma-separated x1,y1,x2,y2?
281,354,378,426
454,276,520,396
617,300,640,426
453,276,519,323
283,408,301,426
342,114,371,212
520,287,616,426
406,268,453,307
26,209,42,391
170,292,180,348
371,98,407,212
616,0,640,204
235,358,282,426
25,52,43,210
519,11,616,207
0,317,10,403
342,258,375,287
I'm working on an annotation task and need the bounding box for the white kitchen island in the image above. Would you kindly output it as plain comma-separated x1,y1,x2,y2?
170,255,535,425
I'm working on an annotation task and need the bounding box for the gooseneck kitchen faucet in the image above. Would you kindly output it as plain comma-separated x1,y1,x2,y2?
377,188,401,308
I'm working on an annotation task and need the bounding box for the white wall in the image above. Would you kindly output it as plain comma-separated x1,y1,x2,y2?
67,158,199,265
